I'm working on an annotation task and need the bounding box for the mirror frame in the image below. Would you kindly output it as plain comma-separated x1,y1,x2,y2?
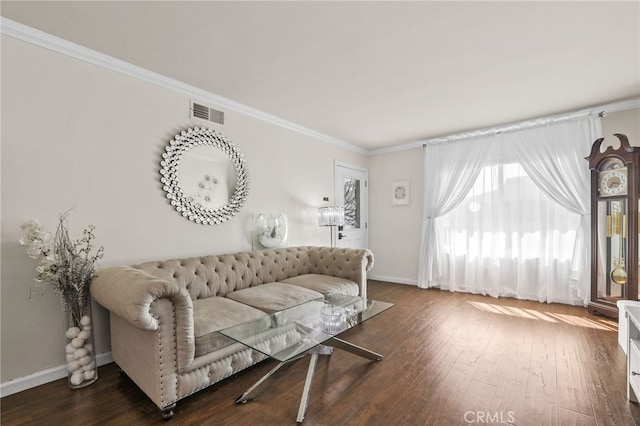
160,127,249,225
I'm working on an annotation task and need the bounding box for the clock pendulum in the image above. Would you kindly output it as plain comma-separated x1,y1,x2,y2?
611,235,628,285
610,202,628,285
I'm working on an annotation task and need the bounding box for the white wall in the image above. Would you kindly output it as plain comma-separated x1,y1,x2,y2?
0,35,367,384
368,147,423,284
602,108,640,147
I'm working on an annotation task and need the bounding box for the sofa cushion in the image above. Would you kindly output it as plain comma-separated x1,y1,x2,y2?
281,274,360,296
193,297,268,357
226,282,323,313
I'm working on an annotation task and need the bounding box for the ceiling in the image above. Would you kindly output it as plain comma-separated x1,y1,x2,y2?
2,1,639,151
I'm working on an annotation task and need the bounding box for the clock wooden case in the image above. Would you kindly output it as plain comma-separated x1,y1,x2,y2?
587,134,640,317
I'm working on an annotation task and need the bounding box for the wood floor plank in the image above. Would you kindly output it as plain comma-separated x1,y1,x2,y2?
2,280,640,425
491,309,536,416
555,326,592,416
459,380,498,418
557,406,597,426
402,303,498,425
381,315,463,424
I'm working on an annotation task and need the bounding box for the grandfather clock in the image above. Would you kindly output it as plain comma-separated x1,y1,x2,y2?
587,134,640,317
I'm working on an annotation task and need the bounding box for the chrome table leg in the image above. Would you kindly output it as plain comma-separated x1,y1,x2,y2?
326,337,384,361
235,354,304,404
296,352,319,423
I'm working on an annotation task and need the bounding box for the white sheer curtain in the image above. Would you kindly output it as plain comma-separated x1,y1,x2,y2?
509,117,601,303
417,135,491,285
418,116,601,305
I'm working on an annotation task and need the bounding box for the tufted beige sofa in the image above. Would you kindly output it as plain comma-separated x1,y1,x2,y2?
90,246,374,417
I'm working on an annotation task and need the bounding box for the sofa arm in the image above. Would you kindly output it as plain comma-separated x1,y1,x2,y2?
90,266,193,332
308,247,374,297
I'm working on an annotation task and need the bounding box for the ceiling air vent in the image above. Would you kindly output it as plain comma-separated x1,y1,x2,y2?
190,101,224,125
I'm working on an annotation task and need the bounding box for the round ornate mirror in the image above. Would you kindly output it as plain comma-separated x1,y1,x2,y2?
159,127,249,225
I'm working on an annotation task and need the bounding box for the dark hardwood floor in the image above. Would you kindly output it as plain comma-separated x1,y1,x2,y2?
2,280,640,425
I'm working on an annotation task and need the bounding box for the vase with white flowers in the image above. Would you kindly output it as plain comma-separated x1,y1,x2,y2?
19,211,104,389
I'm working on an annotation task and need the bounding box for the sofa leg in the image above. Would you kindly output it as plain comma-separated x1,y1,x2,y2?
161,404,176,420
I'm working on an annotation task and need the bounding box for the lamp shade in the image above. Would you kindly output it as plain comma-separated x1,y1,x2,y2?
318,206,345,226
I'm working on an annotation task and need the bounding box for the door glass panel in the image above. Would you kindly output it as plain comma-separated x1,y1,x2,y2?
344,177,360,230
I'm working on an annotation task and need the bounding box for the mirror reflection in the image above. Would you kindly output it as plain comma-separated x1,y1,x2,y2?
178,146,237,209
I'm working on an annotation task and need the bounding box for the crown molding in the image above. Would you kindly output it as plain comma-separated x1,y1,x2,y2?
0,17,367,155
368,97,640,156
367,141,424,156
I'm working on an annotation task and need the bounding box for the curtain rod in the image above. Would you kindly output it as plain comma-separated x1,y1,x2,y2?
421,98,639,148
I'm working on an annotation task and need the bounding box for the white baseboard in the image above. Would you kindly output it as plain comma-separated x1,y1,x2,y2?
0,352,113,398
369,275,418,286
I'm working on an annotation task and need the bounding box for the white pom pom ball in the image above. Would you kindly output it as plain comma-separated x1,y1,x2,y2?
71,337,84,349
73,348,88,359
83,369,96,381
78,329,91,340
83,361,96,371
67,360,80,372
80,316,91,326
65,327,80,339
70,371,84,386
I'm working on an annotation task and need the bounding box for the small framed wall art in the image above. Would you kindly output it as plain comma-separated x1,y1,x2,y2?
392,180,410,206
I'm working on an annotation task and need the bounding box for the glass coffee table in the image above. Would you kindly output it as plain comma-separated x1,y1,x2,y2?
219,293,394,423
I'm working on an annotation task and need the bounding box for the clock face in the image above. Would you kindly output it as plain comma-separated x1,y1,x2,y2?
598,168,628,196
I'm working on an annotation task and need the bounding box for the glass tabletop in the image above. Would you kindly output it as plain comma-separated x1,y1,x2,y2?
219,293,394,363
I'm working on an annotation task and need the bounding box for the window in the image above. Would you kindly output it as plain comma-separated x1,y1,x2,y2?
435,162,580,299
